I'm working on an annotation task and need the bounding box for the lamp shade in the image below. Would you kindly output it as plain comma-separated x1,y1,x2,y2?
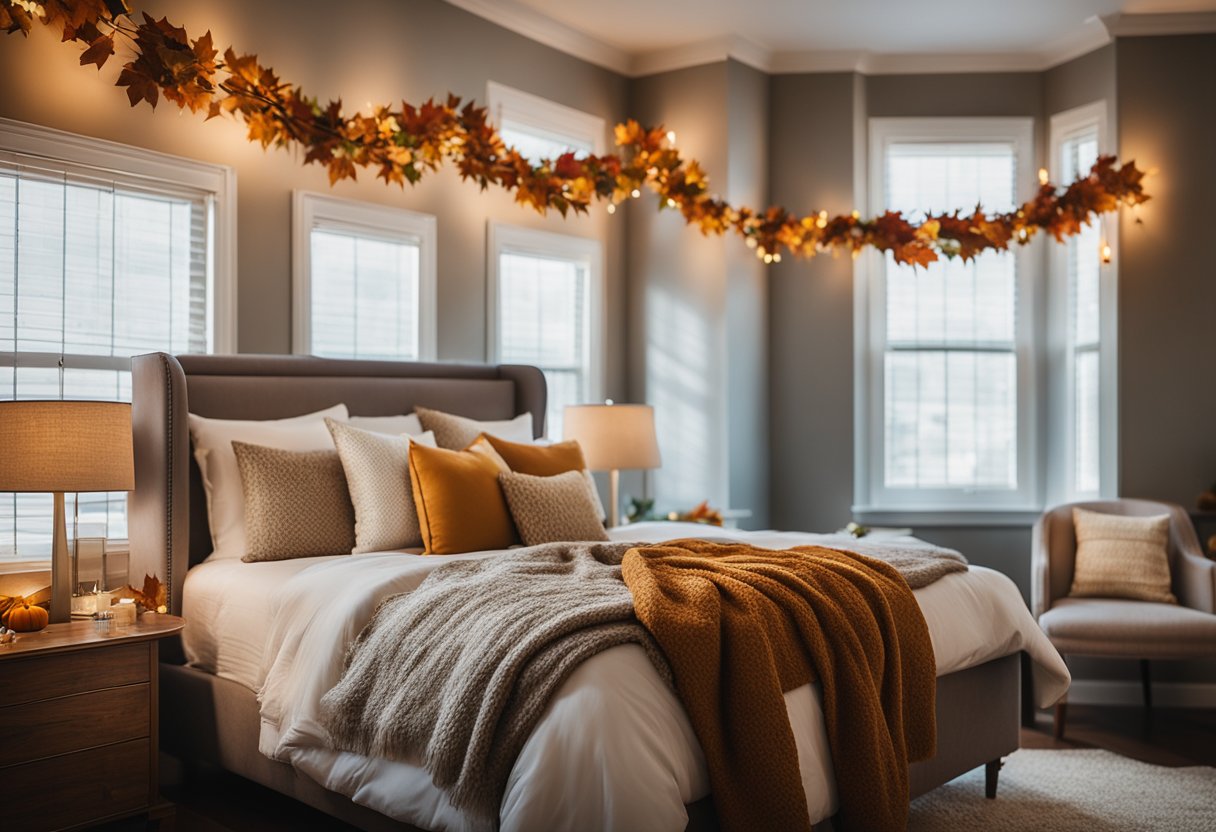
0,400,135,493
563,403,661,471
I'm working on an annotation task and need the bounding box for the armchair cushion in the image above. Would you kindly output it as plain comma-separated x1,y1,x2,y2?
1069,508,1176,604
1040,597,1216,659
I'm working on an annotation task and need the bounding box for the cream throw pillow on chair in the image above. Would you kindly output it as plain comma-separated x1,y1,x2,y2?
1069,508,1177,604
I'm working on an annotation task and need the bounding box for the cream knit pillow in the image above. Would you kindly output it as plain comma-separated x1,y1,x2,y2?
327,419,437,553
499,470,610,547
1069,508,1176,604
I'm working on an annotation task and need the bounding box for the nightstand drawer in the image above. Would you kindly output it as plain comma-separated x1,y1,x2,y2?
0,642,149,707
4,738,150,830
0,683,149,766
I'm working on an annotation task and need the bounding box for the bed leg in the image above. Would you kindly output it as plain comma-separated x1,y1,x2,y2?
984,759,1003,799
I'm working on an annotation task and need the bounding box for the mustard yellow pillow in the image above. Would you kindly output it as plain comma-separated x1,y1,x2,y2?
466,434,606,523
474,434,588,475
408,443,517,554
1069,508,1176,604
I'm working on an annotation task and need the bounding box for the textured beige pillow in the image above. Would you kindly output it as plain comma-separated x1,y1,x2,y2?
415,406,534,450
1069,508,1176,603
499,470,610,547
188,404,349,560
326,419,436,552
232,442,355,562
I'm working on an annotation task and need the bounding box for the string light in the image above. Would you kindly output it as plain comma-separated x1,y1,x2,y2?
666,198,676,208
606,203,616,215
666,130,677,144
1038,168,1050,186
1100,242,1112,264
630,188,641,199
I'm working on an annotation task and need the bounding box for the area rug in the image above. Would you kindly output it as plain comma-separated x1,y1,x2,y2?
908,749,1216,831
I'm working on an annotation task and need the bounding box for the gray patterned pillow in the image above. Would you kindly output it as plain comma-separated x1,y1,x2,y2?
326,419,436,552
231,442,355,562
415,406,534,450
498,470,610,546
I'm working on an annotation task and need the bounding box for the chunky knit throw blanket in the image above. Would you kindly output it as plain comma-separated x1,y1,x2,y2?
319,541,672,822
320,538,965,827
624,539,949,832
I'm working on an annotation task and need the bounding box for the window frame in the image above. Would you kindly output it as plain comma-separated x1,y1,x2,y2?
1048,100,1117,501
0,118,235,570
291,190,437,360
486,221,605,437
486,81,606,160
854,117,1041,524
0,117,237,355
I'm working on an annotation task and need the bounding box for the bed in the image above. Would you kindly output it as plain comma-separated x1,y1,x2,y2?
127,351,1069,832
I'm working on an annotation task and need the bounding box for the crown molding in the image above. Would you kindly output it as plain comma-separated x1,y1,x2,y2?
1100,11,1216,37
443,3,1214,79
442,0,632,74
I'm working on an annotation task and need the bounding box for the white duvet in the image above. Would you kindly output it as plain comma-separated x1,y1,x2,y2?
185,523,1070,832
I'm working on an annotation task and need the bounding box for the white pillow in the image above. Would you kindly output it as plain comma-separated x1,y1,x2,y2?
348,413,424,435
188,404,349,560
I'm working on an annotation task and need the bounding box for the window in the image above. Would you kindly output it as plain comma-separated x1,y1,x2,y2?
1050,102,1114,499
488,223,603,439
487,82,605,164
292,191,436,360
0,118,234,561
858,119,1037,518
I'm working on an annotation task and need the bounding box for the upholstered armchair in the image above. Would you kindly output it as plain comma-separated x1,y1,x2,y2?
1032,499,1216,737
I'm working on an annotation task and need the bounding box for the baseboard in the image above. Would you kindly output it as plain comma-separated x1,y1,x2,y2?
1067,679,1216,708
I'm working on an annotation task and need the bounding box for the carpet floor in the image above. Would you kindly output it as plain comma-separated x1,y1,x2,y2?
909,748,1216,831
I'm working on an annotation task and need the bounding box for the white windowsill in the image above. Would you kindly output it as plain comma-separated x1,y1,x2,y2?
851,506,1043,528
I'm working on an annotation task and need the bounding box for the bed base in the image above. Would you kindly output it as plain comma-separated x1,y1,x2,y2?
159,651,1020,830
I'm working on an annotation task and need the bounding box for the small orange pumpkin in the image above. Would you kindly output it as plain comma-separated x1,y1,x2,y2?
7,602,49,632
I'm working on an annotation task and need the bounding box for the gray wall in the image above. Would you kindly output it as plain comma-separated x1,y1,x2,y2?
626,61,770,526
0,0,632,398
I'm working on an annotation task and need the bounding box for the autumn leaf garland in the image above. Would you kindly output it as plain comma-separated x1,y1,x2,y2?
2,0,1151,266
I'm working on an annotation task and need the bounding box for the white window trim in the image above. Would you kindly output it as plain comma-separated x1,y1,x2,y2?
486,221,605,420
486,81,606,156
0,117,237,354
291,191,437,360
1048,100,1117,501
854,117,1041,523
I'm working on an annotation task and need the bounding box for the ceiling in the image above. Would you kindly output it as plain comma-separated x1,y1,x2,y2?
444,0,1216,75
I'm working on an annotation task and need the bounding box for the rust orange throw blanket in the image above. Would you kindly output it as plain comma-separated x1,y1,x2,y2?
621,539,937,832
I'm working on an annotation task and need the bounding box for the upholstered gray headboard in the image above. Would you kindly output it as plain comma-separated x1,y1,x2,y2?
128,353,546,616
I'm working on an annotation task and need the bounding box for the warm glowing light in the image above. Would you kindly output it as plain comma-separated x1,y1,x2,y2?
606,203,616,215
666,198,676,208
850,210,860,220
1100,242,1112,264
1018,228,1028,242
772,253,782,263
666,130,677,144
746,237,758,249
1038,168,1050,186
763,253,774,264
630,188,641,199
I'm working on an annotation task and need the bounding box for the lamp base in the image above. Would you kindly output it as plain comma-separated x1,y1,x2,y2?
50,491,70,624
609,469,620,529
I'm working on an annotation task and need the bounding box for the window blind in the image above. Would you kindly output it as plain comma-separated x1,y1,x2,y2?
1062,130,1102,494
308,225,422,361
882,141,1019,490
497,250,590,438
0,150,212,559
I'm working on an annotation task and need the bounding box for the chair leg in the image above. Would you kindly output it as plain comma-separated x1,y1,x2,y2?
985,758,1003,799
1053,701,1067,740
1140,659,1152,710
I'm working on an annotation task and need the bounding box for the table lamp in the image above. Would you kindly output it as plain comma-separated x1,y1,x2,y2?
563,401,661,527
0,401,135,623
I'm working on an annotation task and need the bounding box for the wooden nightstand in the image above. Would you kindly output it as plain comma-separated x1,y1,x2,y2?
0,613,184,831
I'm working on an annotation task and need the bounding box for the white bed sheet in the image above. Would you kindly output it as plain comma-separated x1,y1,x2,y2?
182,523,1070,832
